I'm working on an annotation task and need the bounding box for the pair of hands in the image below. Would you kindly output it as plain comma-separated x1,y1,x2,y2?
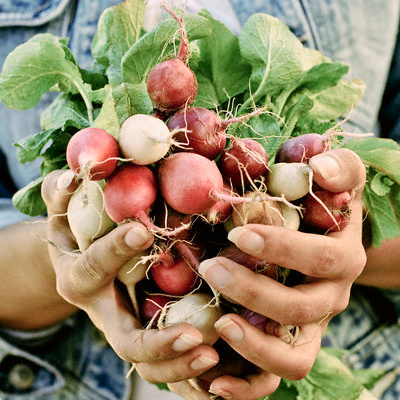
42,148,366,400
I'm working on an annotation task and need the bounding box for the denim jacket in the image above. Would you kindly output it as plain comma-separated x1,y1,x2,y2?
0,1,399,399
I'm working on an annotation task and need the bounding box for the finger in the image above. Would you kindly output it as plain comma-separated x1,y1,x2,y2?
214,314,323,381
168,381,210,400
209,370,281,400
225,219,366,281
200,258,347,324
42,169,78,216
55,222,153,299
136,344,219,383
309,148,366,195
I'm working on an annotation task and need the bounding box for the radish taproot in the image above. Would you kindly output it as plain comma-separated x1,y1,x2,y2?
117,253,149,317
118,114,173,165
66,127,119,180
146,4,197,114
219,138,268,186
67,179,115,252
141,294,171,327
163,293,223,345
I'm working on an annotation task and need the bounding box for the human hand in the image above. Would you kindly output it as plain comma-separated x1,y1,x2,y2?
41,170,220,385
170,148,367,400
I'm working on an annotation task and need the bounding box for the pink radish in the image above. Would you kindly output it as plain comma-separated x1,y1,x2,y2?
141,294,171,327
67,179,115,252
158,152,252,215
146,4,197,114
66,127,119,180
219,138,268,186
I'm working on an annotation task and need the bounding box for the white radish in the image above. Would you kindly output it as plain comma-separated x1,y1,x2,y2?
280,202,301,230
267,162,311,201
164,293,223,345
118,114,173,165
117,253,148,318
67,179,115,252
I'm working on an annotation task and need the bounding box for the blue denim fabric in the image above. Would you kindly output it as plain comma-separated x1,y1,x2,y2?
0,1,400,399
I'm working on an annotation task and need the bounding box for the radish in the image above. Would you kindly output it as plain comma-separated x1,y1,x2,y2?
151,254,199,296
146,4,197,114
118,114,173,165
219,245,279,279
117,253,149,317
303,189,352,232
276,133,331,163
158,152,253,215
231,192,283,228
218,138,268,186
267,162,311,201
141,294,171,327
66,127,119,180
67,179,115,252
163,293,223,345
205,182,236,225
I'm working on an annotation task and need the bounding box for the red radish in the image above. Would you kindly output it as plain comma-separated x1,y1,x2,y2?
219,138,268,186
240,309,269,331
67,179,115,252
158,152,252,215
141,294,171,327
118,114,173,165
303,189,352,232
267,162,311,201
151,255,199,296
146,4,197,114
66,127,119,180
163,293,223,345
276,133,331,163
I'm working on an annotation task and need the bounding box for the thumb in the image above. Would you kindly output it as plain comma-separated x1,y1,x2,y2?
309,148,366,196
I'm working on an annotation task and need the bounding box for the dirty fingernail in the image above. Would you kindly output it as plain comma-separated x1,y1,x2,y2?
214,317,244,343
198,259,231,289
173,334,202,352
56,170,75,191
309,154,340,180
124,225,151,248
228,227,264,253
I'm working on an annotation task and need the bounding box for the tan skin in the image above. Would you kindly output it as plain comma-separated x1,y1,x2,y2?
0,148,395,400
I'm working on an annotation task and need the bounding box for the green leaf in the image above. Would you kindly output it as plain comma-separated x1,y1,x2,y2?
12,177,46,217
0,33,94,124
113,83,153,119
192,10,252,108
14,129,58,164
370,173,394,196
91,0,146,85
94,88,120,138
121,13,212,84
239,13,304,108
40,93,89,131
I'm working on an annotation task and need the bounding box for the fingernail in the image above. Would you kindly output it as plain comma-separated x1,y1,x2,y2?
214,317,244,343
190,355,218,371
227,227,264,253
309,154,340,179
172,334,202,352
56,170,75,191
209,387,233,399
198,259,231,289
124,225,151,248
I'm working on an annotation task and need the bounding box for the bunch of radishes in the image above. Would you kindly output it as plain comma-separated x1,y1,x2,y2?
64,4,352,389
